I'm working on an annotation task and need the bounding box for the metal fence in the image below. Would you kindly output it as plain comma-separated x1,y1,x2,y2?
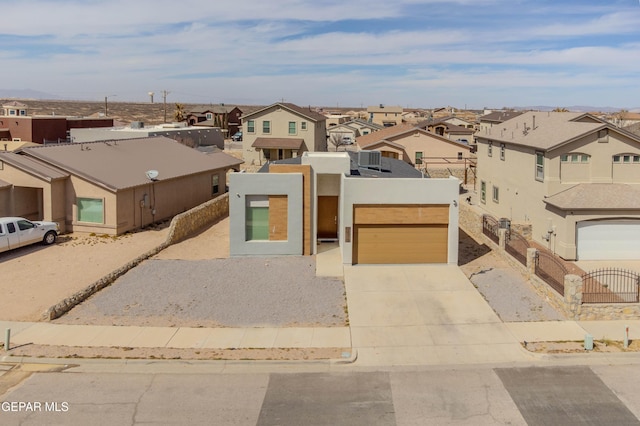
482,214,499,244
505,231,529,266
534,250,568,296
582,268,640,304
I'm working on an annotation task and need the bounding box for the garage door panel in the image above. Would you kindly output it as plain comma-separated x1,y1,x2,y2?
355,225,448,264
577,220,640,260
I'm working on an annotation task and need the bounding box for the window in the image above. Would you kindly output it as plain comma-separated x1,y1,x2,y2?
206,113,213,120
19,110,26,116
301,121,307,130
212,175,219,195
247,120,255,133
363,130,369,135
415,151,423,165
561,153,590,163
457,152,463,160
77,197,104,223
246,195,269,240
288,121,296,135
492,186,499,203
263,149,271,160
17,220,35,231
500,144,505,160
535,152,544,181
262,121,271,134
613,154,640,163
7,222,15,233
480,181,486,204
488,141,493,157
9,110,15,116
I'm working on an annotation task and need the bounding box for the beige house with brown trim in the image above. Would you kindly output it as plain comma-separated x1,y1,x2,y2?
0,136,242,235
475,111,640,260
241,102,328,166
366,105,404,127
356,124,474,182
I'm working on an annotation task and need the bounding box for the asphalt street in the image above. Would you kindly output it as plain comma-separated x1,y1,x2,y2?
2,364,640,425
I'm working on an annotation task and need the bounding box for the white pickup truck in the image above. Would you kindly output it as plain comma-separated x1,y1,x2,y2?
0,217,60,253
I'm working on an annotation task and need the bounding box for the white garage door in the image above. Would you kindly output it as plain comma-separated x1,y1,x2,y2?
577,220,640,260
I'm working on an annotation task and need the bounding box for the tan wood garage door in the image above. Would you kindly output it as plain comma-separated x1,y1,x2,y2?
352,205,449,264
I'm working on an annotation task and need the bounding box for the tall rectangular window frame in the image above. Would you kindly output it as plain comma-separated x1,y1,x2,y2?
247,120,255,133
480,181,486,204
77,197,104,224
492,186,499,203
262,120,271,134
415,151,423,165
211,174,220,195
245,195,269,241
500,143,505,160
288,121,296,135
488,141,493,157
535,151,544,181
301,121,307,130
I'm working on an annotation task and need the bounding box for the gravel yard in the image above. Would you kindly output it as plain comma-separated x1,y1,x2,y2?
55,257,347,328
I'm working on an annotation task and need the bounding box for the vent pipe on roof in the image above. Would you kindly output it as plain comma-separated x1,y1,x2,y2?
533,115,536,130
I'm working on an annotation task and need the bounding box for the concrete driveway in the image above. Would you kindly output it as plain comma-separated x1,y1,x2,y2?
344,264,529,366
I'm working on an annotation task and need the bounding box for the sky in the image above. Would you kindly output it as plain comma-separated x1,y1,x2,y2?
2,0,640,109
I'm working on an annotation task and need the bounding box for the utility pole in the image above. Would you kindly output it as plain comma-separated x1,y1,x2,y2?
162,90,171,123
104,94,116,117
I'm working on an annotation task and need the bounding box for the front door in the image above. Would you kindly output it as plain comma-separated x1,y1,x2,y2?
317,196,338,239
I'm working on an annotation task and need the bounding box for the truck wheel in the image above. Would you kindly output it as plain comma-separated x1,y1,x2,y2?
43,231,57,245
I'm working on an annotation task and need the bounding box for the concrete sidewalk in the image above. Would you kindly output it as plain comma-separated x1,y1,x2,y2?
0,321,351,351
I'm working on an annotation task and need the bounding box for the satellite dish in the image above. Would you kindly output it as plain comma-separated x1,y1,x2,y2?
145,170,159,181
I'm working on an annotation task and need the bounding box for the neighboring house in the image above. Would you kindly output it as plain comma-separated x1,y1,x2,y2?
229,151,459,265
186,105,243,137
475,111,640,261
478,110,525,135
610,111,640,129
70,122,224,149
366,105,404,127
436,115,476,129
241,102,328,166
356,124,474,182
0,101,113,144
416,119,476,144
326,119,383,145
323,113,350,128
0,136,242,234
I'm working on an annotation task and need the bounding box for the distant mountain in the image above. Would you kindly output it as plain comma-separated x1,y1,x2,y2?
0,89,63,100
513,105,639,113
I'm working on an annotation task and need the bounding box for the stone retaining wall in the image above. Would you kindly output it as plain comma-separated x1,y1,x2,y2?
44,194,230,320
427,167,476,185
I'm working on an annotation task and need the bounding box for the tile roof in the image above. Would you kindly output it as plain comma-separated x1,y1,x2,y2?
476,111,612,151
20,136,242,191
0,151,69,181
252,138,305,149
544,183,640,210
242,102,327,122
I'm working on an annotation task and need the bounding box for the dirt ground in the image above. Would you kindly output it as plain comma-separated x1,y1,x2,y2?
0,225,169,321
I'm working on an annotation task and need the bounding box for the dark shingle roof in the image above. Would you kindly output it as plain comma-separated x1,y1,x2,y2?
257,152,423,178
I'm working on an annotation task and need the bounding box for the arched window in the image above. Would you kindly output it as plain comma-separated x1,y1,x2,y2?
561,153,590,163
612,154,640,164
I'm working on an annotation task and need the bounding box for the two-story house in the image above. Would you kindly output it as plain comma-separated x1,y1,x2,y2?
186,104,243,136
241,102,327,166
475,111,640,260
366,105,403,127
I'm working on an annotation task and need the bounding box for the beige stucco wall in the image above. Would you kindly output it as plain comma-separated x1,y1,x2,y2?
476,130,640,260
242,106,327,166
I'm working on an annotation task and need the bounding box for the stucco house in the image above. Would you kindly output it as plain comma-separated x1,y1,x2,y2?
186,104,243,137
0,136,242,234
366,105,404,127
478,110,524,135
475,111,640,260
241,102,328,166
229,151,459,264
416,119,476,145
356,124,474,182
327,119,383,145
